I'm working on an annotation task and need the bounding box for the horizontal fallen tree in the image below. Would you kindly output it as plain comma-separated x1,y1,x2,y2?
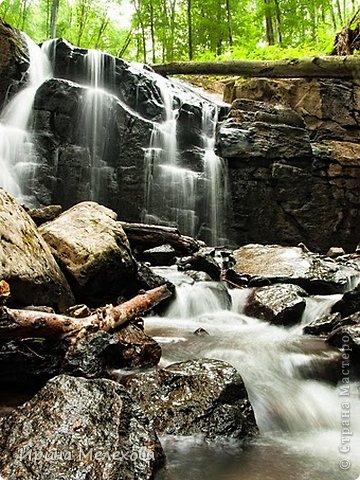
0,285,173,340
120,222,201,254
152,56,360,78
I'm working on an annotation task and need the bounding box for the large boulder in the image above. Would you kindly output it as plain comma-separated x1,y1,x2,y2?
245,283,307,325
62,323,162,377
0,188,74,310
39,201,139,305
331,284,360,318
0,19,29,109
230,244,359,294
0,375,164,479
120,358,258,439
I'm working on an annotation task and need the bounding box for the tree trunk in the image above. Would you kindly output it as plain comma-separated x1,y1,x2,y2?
150,0,156,63
152,56,360,78
264,0,275,45
273,0,282,46
187,0,193,60
50,0,60,38
336,0,344,24
225,0,233,47
120,222,201,254
0,285,173,340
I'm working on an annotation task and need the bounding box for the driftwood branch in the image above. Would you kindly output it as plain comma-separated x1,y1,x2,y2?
0,285,172,340
152,56,360,78
120,222,201,254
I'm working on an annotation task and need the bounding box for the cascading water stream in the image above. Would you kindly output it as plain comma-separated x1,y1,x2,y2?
143,75,198,237
143,76,230,244
201,102,229,245
0,34,52,204
146,267,360,480
80,49,117,202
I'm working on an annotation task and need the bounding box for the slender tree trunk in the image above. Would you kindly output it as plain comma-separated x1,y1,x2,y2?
21,0,28,30
150,0,156,63
95,16,109,49
50,0,60,38
330,3,338,29
169,0,177,62
225,0,233,47
274,0,282,46
264,0,275,45
336,0,344,24
187,0,193,60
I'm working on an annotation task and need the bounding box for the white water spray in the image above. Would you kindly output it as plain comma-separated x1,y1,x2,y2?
0,34,52,204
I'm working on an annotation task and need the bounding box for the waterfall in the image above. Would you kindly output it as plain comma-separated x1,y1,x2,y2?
0,34,52,204
79,49,117,202
144,269,360,480
201,103,229,246
143,76,198,237
143,76,229,245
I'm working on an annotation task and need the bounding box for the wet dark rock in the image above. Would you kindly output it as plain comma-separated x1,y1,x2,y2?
27,204,63,226
111,323,162,369
0,19,29,109
120,358,258,439
0,338,64,388
245,284,307,325
185,270,213,282
331,284,360,318
62,323,161,376
138,244,177,266
177,248,221,281
230,244,359,294
51,38,165,121
303,312,344,337
0,188,74,311
193,327,210,336
33,77,153,220
136,262,174,294
216,101,311,160
327,322,360,368
0,375,165,479
39,201,139,306
217,88,360,252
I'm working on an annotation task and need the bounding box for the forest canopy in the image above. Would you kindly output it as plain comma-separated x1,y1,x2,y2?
0,0,358,63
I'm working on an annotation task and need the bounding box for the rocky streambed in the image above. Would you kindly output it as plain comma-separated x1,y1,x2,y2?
0,188,360,479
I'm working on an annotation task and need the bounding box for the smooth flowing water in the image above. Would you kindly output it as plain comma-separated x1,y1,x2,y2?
145,267,360,480
143,75,229,244
0,34,52,204
201,102,229,245
80,49,117,201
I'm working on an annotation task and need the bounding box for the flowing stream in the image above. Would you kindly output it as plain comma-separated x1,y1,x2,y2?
145,267,360,480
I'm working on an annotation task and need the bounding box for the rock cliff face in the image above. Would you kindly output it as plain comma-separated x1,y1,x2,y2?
0,19,28,109
218,78,360,252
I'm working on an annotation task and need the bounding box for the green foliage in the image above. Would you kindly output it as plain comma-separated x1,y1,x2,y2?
0,0,358,62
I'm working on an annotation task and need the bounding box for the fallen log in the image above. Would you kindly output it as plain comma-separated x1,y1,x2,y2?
0,285,172,340
120,222,202,254
152,56,360,78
